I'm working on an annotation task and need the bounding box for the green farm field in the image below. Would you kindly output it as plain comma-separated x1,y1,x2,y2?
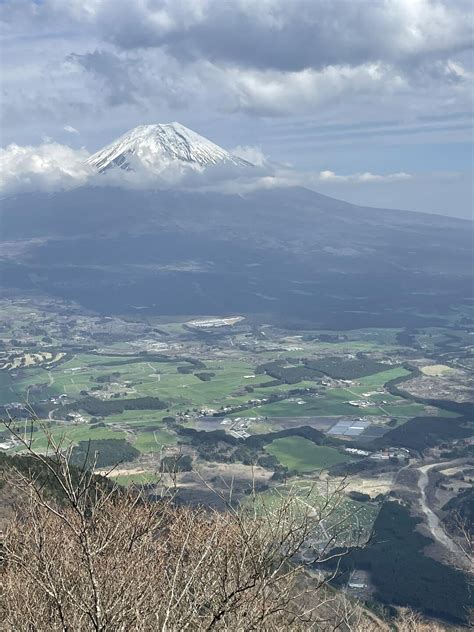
234,389,424,420
266,437,351,472
3,351,323,420
132,428,177,452
0,332,440,468
235,366,425,421
1,354,426,434
9,419,176,456
2,354,261,404
9,422,127,454
0,368,51,405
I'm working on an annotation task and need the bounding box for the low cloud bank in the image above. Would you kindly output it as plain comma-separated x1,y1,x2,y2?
0,142,93,195
0,140,412,196
318,170,412,184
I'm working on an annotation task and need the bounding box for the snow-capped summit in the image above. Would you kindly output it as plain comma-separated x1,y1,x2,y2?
86,122,253,173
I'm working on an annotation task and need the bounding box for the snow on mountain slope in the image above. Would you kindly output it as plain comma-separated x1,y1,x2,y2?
86,123,253,173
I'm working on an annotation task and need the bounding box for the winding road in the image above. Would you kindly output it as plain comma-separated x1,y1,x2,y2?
416,462,459,555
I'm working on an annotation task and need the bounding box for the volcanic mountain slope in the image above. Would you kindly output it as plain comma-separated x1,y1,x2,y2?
1,184,471,328
86,122,253,172
0,124,472,327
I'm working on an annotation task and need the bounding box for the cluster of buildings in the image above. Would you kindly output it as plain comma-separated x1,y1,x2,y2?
347,570,370,591
221,417,252,439
321,378,353,388
348,399,373,408
369,447,410,461
48,394,68,405
92,383,133,400
186,316,245,329
65,412,87,424
344,447,371,457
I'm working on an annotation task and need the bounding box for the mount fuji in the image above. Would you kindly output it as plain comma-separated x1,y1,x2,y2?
86,123,253,173
0,124,471,328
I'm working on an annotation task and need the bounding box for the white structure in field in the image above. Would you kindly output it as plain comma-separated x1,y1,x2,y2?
187,316,245,328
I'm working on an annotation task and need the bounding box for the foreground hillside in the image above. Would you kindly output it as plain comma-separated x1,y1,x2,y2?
0,442,376,631
1,437,472,631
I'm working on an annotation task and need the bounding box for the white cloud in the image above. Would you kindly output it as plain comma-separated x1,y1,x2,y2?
318,170,412,184
96,150,267,192
0,137,417,196
222,62,406,116
0,142,93,194
217,167,414,194
0,135,414,196
64,124,79,134
0,138,268,195
230,145,267,166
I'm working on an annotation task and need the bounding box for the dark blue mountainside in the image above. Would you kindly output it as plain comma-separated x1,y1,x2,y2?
1,185,471,328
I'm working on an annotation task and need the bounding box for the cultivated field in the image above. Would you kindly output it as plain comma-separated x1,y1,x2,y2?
266,437,350,472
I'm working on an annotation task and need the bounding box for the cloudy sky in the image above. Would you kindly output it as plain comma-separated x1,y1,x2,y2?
1,0,473,217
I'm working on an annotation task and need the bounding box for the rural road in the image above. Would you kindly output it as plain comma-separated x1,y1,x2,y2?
148,362,161,381
417,462,459,555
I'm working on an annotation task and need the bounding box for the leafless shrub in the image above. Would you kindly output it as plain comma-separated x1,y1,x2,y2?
1,418,372,630
393,608,451,631
451,510,473,567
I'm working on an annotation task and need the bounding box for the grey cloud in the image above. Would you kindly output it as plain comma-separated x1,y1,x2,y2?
6,0,471,73
3,0,471,124
3,1,472,73
152,1,472,73
1,0,471,124
69,50,141,106
68,48,205,111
